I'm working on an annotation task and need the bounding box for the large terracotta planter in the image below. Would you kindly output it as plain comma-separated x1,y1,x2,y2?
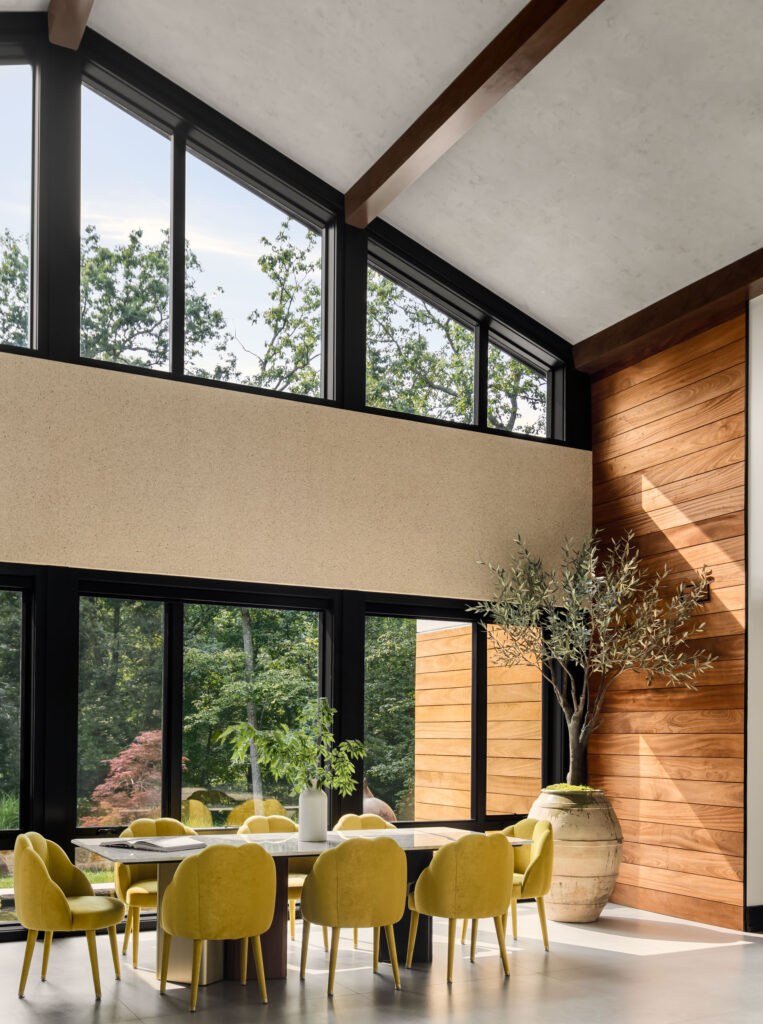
529,787,623,923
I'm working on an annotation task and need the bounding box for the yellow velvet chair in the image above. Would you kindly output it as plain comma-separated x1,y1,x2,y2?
237,814,323,945
407,832,512,983
225,798,286,827
503,818,554,951
114,817,197,969
14,832,125,1000
333,812,395,947
160,842,276,1011
300,836,406,996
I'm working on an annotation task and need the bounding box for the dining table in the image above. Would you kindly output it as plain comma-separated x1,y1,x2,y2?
73,826,531,987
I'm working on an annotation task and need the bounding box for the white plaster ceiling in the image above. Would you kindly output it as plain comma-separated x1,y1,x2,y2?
4,0,763,342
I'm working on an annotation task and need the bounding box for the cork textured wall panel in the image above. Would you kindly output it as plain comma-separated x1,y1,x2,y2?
0,355,591,598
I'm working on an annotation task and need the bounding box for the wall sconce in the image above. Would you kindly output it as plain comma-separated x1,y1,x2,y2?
681,576,713,603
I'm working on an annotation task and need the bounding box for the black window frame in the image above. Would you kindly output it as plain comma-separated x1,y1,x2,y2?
0,13,590,451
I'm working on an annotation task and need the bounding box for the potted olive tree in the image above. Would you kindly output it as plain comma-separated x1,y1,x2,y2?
472,532,715,922
221,698,364,841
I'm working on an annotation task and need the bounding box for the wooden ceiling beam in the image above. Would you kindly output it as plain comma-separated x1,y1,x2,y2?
344,0,605,229
48,0,94,51
574,246,763,377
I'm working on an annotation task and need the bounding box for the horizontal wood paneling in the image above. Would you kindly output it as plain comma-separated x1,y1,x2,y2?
590,313,745,930
414,625,472,820
486,626,541,815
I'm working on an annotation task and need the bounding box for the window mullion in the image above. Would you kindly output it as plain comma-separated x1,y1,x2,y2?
170,128,187,377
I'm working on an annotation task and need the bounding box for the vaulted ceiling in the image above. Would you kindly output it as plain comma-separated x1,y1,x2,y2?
5,0,763,344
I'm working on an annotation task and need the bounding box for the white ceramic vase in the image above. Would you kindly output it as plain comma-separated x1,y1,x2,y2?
298,782,328,841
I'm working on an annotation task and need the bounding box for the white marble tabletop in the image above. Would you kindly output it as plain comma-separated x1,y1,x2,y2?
72,826,531,864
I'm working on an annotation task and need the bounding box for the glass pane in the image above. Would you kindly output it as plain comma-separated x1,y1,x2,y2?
0,590,22,831
364,617,472,821
74,848,117,893
366,269,474,423
0,65,33,348
185,152,322,395
487,343,547,435
182,604,320,827
486,625,543,815
0,850,16,925
80,87,171,368
77,597,164,826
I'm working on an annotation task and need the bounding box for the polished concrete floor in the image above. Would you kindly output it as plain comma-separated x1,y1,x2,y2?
1,902,762,1024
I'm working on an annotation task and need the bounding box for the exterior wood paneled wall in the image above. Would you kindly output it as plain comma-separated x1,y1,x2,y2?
414,625,472,820
413,625,543,819
589,313,746,930
487,626,542,815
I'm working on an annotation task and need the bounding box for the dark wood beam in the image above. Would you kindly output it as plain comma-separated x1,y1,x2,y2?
48,0,94,50
344,0,605,229
574,246,763,377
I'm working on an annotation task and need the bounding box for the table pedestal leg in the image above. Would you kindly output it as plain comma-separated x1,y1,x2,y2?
156,862,224,986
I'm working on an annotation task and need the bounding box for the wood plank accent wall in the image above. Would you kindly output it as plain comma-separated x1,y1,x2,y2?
414,625,472,820
413,625,543,819
589,312,746,930
487,626,542,815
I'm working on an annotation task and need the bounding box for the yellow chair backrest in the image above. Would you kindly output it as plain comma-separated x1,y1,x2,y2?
413,833,513,920
237,814,297,835
116,817,197,897
301,836,406,929
334,813,395,831
226,798,287,827
182,799,213,829
502,817,537,873
14,832,92,932
519,820,553,898
161,843,276,941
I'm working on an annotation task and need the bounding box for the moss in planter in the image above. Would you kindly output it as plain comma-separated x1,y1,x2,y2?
545,783,596,792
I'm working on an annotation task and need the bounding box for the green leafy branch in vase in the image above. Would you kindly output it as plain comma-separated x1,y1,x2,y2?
219,697,365,797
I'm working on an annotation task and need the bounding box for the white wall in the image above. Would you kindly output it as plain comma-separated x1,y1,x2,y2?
747,295,763,906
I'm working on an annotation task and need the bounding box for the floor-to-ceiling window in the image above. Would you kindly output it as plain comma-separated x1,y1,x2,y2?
0,588,23,924
0,63,33,349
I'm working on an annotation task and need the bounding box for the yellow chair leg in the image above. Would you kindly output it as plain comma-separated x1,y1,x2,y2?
240,937,248,985
86,930,102,1000
373,927,380,972
41,931,52,981
493,916,510,977
384,924,401,990
447,919,456,983
511,898,518,940
470,919,478,963
537,896,549,951
461,917,468,944
108,926,121,980
406,911,419,969
122,906,132,954
322,926,328,951
353,927,358,949
160,933,171,994
190,939,202,1012
328,927,340,997
251,935,267,1004
289,899,296,941
18,929,37,998
131,906,140,969
300,920,310,980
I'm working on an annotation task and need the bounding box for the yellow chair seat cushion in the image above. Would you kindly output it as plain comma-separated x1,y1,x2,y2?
68,895,125,931
126,877,158,908
288,873,307,900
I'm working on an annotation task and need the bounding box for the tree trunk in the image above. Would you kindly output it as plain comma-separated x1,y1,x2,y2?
240,609,263,804
566,727,588,786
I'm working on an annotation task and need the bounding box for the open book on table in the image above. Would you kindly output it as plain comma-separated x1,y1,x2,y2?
100,836,205,853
